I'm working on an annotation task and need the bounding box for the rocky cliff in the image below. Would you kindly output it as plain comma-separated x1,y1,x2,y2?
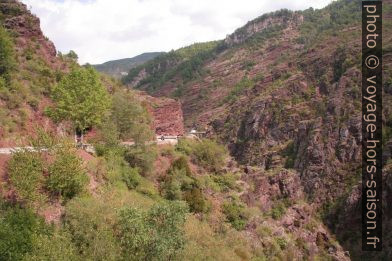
135,91,184,136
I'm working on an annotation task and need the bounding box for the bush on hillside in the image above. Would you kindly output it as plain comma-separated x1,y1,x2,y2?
169,155,192,176
183,187,210,213
161,157,195,201
117,201,188,261
64,197,121,260
124,145,157,176
8,150,44,205
222,200,249,230
23,231,80,261
176,139,227,172
161,156,210,213
213,173,240,192
0,202,48,260
46,145,88,200
191,139,227,172
122,166,141,189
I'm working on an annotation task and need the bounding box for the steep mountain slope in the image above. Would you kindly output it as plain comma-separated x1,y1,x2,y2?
93,52,164,79
123,0,392,259
0,0,69,146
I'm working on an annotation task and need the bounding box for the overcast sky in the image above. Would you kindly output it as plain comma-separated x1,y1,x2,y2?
21,0,332,64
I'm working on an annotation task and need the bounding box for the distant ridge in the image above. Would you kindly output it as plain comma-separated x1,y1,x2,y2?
93,52,164,78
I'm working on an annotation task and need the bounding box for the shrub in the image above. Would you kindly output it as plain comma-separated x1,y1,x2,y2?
30,127,59,151
24,232,80,261
270,201,288,220
94,119,122,157
124,145,157,176
222,200,248,230
117,201,188,261
64,197,121,260
213,173,239,192
122,167,141,189
161,173,183,201
0,202,47,260
192,139,227,172
176,138,195,155
161,156,210,213
8,150,44,205
46,146,87,200
176,139,227,172
183,187,210,213
170,156,192,176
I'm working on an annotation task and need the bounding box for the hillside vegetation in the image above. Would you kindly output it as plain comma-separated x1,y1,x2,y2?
1,0,392,260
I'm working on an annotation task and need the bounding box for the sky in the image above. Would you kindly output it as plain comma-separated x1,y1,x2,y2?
21,0,333,64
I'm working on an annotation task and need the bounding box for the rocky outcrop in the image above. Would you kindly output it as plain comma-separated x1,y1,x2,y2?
136,92,185,136
225,10,303,46
1,0,59,67
241,167,303,211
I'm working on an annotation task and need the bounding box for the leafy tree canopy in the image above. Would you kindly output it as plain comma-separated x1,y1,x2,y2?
48,66,111,132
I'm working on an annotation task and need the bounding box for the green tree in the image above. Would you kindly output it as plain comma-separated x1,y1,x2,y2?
111,91,154,144
65,50,78,62
117,201,188,261
47,66,111,140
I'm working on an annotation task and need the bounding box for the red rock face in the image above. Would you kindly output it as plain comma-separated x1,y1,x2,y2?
135,91,185,136
150,99,184,136
2,0,61,70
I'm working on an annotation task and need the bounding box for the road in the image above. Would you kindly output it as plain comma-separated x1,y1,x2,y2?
0,136,182,154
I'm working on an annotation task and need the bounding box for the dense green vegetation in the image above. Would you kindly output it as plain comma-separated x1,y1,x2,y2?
110,91,153,143
176,138,227,172
222,198,249,230
8,135,87,205
161,156,210,213
298,0,361,46
46,145,88,200
118,202,188,261
122,41,223,92
0,25,15,84
0,202,50,260
47,66,111,135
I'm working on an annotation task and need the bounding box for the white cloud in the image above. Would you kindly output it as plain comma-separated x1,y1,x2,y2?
21,0,332,64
